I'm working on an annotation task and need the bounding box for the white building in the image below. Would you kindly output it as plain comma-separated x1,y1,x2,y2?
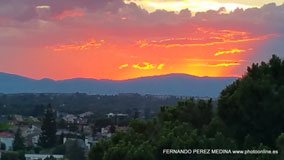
63,114,77,123
101,126,112,138
22,125,41,147
79,112,93,118
25,154,64,160
106,113,115,118
0,132,14,151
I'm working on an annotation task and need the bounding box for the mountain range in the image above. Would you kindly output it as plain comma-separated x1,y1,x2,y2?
0,72,237,97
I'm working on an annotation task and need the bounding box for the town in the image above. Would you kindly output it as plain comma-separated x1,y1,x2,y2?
0,104,145,160
0,93,198,160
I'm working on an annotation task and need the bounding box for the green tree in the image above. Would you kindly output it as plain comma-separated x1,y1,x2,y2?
1,151,25,160
44,156,56,160
65,140,86,160
159,98,213,129
277,133,284,160
52,144,66,155
218,55,284,146
13,128,25,151
89,140,110,160
39,104,57,148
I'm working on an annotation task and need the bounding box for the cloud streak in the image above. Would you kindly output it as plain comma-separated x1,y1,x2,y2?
214,48,246,56
47,39,104,52
136,29,274,48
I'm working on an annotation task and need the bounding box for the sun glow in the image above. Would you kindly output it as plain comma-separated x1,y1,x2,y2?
125,0,253,13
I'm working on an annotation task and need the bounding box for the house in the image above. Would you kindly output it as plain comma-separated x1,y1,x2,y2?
84,136,96,150
0,132,14,151
26,134,39,147
21,125,41,147
56,129,81,137
106,113,129,125
25,154,64,160
12,115,24,124
82,125,92,135
106,113,128,119
106,113,115,118
79,112,93,118
22,125,41,137
63,114,77,123
101,126,112,138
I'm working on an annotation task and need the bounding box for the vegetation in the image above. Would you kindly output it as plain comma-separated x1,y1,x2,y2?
65,140,86,160
0,122,11,131
218,55,284,146
0,151,25,160
0,93,179,116
89,55,284,160
39,104,57,148
13,128,25,151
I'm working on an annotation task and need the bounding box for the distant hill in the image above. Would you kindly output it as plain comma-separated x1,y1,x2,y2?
0,72,237,97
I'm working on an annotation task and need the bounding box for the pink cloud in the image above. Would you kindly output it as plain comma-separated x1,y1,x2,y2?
53,8,85,20
47,39,104,52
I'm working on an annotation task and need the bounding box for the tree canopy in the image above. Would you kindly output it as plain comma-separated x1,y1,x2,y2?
218,55,284,146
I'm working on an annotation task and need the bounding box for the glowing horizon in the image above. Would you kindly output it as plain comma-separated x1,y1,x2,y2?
0,0,283,80
125,0,284,13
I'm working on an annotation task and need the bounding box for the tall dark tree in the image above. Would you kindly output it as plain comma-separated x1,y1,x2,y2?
39,104,57,148
13,128,25,151
218,55,284,146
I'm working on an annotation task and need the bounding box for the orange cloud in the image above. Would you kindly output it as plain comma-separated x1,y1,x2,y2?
186,58,247,62
191,62,240,67
132,62,165,70
48,39,104,52
133,62,155,70
214,48,246,56
136,28,274,48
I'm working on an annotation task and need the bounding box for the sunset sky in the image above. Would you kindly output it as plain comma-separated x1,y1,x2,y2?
0,0,284,80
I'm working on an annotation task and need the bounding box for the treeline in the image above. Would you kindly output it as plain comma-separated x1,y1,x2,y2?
88,55,284,160
0,93,180,116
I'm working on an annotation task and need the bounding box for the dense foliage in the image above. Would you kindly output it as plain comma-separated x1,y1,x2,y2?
39,104,57,148
218,55,284,146
13,128,25,151
65,140,86,160
89,55,284,160
0,151,25,160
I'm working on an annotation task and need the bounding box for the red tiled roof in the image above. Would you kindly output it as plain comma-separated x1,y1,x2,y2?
0,132,13,138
